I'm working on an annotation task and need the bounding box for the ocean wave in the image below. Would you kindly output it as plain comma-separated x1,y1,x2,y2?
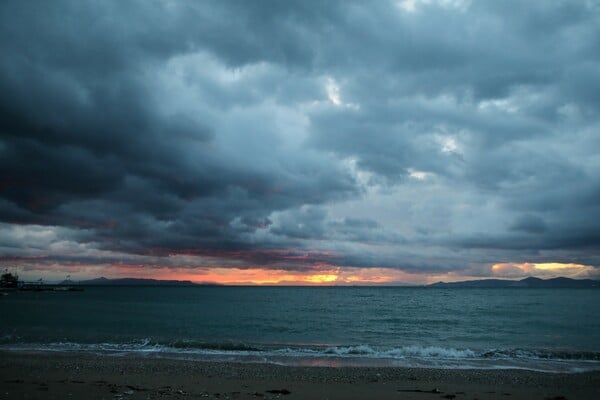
320,345,477,359
1,340,599,372
10,339,165,353
482,349,600,361
168,340,261,352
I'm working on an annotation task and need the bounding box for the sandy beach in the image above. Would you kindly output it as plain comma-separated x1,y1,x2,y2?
1,351,598,400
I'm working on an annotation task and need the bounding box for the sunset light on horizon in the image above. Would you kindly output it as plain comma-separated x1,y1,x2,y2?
9,261,597,286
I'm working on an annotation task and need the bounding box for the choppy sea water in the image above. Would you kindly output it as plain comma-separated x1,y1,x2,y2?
1,286,599,372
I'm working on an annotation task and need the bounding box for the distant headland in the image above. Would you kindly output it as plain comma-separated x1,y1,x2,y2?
428,276,599,288
59,277,221,287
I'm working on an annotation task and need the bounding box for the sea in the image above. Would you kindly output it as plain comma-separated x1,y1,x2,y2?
1,286,599,373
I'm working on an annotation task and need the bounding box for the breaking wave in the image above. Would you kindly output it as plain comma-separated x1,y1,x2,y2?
1,339,599,372
321,345,477,358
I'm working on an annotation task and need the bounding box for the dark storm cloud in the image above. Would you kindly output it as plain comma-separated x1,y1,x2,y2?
509,214,547,234
0,0,599,278
0,0,357,249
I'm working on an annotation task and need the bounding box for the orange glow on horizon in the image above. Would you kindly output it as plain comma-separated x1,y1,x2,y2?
119,266,418,286
171,268,346,285
10,260,596,285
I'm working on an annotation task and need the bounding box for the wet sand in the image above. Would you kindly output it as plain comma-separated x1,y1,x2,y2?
1,350,598,399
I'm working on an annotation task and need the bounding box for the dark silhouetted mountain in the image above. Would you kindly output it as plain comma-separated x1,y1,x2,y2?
59,277,220,286
428,277,599,288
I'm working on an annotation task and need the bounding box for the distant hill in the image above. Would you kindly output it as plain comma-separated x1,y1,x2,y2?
429,276,600,288
60,277,219,286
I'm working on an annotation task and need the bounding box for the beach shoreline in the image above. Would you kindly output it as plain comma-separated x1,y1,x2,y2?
1,350,598,399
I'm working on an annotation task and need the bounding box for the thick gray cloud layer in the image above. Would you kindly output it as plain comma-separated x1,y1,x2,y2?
1,0,599,278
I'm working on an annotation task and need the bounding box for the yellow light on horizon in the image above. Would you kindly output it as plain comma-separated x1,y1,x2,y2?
304,274,338,283
532,263,586,270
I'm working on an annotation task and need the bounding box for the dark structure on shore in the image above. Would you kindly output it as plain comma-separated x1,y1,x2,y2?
1,272,19,288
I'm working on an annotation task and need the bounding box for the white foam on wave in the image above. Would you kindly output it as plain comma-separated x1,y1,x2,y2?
318,345,476,359
1,341,599,373
385,345,478,358
1,339,166,354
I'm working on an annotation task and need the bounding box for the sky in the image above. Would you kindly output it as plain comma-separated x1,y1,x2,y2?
1,0,599,285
